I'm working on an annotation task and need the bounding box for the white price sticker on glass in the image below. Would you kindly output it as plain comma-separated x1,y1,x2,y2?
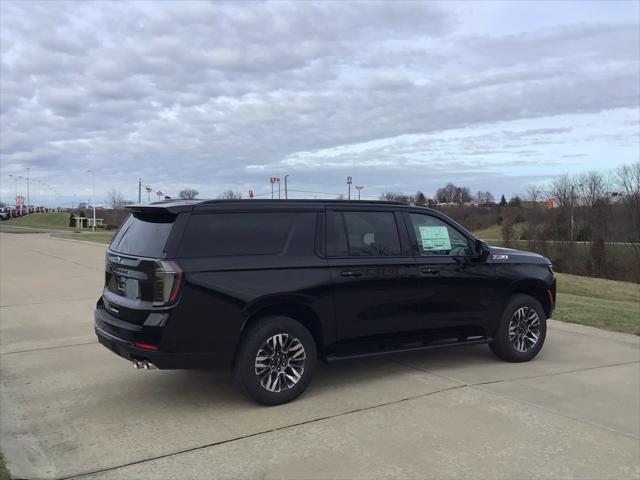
418,225,451,251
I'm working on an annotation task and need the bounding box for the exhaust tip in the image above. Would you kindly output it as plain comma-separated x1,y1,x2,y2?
133,359,157,370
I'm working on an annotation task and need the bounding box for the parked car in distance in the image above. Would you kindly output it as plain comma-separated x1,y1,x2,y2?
95,200,556,405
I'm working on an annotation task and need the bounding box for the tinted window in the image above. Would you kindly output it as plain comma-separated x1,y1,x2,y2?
179,212,296,257
110,214,174,258
326,211,348,257
409,213,471,256
328,211,401,257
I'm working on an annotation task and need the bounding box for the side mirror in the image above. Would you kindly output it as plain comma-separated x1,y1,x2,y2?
475,239,490,261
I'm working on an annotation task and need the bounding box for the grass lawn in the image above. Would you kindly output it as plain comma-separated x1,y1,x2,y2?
554,273,640,335
2,212,72,230
52,230,115,244
472,224,502,240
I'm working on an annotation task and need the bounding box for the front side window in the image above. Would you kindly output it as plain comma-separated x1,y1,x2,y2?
409,213,471,256
327,211,401,257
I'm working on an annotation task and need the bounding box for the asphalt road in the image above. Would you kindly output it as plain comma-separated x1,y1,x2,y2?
1,233,639,480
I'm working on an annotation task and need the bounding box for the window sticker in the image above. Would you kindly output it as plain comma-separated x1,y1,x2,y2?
418,225,451,251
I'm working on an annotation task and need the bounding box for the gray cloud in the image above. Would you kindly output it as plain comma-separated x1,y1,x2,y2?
0,0,638,203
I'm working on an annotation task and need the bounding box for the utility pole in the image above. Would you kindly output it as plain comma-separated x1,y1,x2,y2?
277,178,281,199
26,167,30,211
8,175,17,207
355,185,363,200
138,178,142,203
86,169,96,231
347,176,353,200
284,175,289,199
17,176,23,213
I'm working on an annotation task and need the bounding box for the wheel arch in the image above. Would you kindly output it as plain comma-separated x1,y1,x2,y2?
238,298,325,359
509,280,553,319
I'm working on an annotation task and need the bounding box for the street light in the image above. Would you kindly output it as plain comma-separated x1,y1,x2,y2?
347,176,353,200
355,185,363,200
16,176,23,214
26,167,30,212
284,174,289,200
86,169,96,232
7,174,17,208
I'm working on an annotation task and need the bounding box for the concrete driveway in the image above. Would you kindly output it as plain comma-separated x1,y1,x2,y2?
1,232,639,480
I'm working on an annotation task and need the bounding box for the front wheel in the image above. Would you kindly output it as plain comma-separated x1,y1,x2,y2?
490,294,547,362
233,316,317,405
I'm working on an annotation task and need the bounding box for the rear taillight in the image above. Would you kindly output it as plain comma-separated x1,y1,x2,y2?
153,260,183,306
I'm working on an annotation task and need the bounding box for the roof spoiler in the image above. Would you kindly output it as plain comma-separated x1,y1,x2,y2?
125,203,195,215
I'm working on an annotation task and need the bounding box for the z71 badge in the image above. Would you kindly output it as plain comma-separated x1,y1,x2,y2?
492,254,509,260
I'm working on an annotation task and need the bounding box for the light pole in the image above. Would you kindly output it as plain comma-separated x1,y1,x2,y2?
347,176,353,200
355,185,363,200
86,169,96,231
8,174,17,208
284,175,289,200
16,176,23,213
26,167,30,212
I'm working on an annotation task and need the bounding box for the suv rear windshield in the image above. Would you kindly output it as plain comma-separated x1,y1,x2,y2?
110,214,174,258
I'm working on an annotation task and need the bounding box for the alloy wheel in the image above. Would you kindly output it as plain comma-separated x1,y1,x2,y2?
254,333,306,392
508,306,541,353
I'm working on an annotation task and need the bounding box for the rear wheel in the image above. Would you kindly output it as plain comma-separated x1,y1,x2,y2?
490,294,546,362
233,316,317,405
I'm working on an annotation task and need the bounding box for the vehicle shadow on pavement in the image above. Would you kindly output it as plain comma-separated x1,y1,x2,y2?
137,345,495,409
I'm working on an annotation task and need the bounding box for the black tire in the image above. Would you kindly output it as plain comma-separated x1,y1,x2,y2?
490,294,547,362
233,316,317,406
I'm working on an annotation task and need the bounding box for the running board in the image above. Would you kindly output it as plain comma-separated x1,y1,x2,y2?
323,336,492,362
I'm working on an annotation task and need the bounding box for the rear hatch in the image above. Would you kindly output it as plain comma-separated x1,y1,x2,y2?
102,209,184,324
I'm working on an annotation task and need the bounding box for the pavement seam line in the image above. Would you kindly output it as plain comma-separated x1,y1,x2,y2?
61,384,467,480
0,341,98,356
0,297,98,308
388,357,640,387
471,382,640,441
29,248,103,271
389,357,640,441
471,360,640,386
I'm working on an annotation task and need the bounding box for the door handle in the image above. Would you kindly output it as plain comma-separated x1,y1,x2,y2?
421,267,440,275
341,270,363,277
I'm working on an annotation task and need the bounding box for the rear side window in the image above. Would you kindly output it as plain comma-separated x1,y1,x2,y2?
178,212,296,257
110,214,174,258
327,211,401,257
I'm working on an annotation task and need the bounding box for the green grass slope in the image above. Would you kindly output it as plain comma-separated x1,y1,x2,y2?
2,212,71,230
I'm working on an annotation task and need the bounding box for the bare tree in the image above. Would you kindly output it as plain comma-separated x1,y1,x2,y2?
578,171,610,208
616,162,640,247
435,183,471,204
179,188,199,200
380,192,412,204
105,189,129,210
484,191,495,203
414,191,427,206
549,174,576,208
436,183,457,203
218,190,242,199
525,185,544,204
475,191,494,205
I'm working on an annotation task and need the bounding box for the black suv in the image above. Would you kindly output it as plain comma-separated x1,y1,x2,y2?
95,200,555,405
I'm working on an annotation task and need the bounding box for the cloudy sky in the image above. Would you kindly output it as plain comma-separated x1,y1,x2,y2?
1,0,639,206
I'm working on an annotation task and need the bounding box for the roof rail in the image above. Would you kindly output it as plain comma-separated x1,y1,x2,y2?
198,199,407,206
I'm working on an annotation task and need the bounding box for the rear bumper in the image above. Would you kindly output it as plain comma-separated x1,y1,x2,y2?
94,306,230,370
